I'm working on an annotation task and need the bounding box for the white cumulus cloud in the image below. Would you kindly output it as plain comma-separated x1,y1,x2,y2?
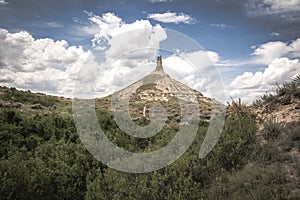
231,57,299,88
0,0,8,5
251,38,300,64
88,12,123,46
147,12,195,24
85,12,167,59
229,57,300,103
0,28,93,96
161,50,224,99
220,38,300,103
247,0,300,16
75,12,169,96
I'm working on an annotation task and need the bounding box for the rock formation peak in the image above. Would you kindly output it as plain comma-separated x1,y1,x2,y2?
100,56,223,123
155,55,164,72
152,55,166,76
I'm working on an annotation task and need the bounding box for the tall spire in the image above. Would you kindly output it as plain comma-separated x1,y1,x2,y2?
156,55,164,72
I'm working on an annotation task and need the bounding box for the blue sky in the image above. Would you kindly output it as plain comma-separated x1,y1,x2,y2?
0,0,300,103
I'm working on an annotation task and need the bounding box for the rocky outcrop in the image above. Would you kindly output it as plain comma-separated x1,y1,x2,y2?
97,56,224,124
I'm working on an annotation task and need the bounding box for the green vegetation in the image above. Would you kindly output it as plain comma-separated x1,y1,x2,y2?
253,74,300,108
1,87,60,107
0,85,299,199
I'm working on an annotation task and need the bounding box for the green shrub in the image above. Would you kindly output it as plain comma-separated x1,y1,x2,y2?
261,117,282,140
205,163,290,200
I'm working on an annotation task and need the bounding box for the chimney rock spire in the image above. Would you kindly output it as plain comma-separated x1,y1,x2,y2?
156,55,164,72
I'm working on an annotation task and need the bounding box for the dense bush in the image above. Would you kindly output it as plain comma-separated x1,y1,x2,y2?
0,86,298,199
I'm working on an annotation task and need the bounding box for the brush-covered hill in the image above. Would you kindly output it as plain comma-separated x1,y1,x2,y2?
251,75,300,196
253,75,300,123
0,76,299,199
96,56,222,126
